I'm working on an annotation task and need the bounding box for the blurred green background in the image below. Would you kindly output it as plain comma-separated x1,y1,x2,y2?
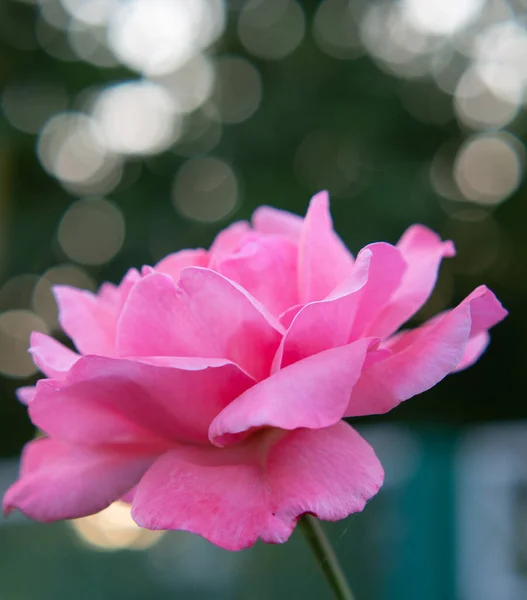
0,1,526,599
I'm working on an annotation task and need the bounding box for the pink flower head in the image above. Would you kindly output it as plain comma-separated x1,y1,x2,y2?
3,191,507,550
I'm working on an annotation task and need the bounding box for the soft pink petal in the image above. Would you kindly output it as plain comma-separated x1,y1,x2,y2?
298,191,354,303
210,338,377,446
454,331,490,372
276,244,394,370
3,438,157,521
29,332,79,379
98,282,120,303
16,386,36,405
112,268,142,314
278,304,304,328
275,249,371,370
251,205,303,242
217,233,299,316
346,286,507,417
63,271,142,357
208,221,251,269
369,225,455,338
53,286,118,356
29,355,255,447
117,269,283,380
451,286,506,371
132,422,383,550
347,242,406,339
154,249,209,282
464,285,508,334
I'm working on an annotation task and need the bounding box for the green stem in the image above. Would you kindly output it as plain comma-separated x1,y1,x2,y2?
299,515,356,600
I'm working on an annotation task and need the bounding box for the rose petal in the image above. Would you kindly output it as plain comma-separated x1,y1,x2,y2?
276,243,401,369
209,338,377,447
347,242,406,339
98,282,120,303
16,386,36,405
3,438,157,521
131,422,383,551
298,191,354,303
154,249,209,282
252,205,303,242
454,331,490,372
53,269,141,357
29,355,255,446
53,285,118,356
117,269,283,380
217,233,299,316
208,221,251,269
29,332,79,379
368,225,455,338
346,285,507,417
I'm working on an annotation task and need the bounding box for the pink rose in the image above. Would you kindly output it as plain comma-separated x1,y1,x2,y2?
3,192,506,550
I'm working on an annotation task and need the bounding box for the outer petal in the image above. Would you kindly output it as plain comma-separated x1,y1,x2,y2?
298,191,354,303
98,281,120,303
53,285,118,356
29,332,79,379
347,242,406,339
276,242,402,369
368,225,455,338
131,422,384,551
117,269,283,380
29,355,255,447
454,331,490,372
3,438,157,521
154,249,209,282
208,221,251,269
53,269,140,357
346,286,507,417
16,386,36,405
275,248,371,370
251,205,303,242
217,233,299,316
114,268,142,311
209,338,377,447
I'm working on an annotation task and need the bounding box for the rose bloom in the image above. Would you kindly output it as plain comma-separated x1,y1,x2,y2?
4,192,506,550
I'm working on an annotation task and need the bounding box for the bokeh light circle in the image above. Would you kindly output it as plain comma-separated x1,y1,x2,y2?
58,197,126,265
172,156,239,223
92,81,180,155
238,0,306,60
454,133,523,205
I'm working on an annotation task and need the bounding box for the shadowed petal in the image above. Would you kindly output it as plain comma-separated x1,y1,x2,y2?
29,355,255,447
3,438,157,521
210,338,377,446
132,422,383,551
